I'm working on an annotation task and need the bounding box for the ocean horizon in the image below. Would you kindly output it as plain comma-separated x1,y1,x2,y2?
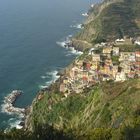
0,0,100,129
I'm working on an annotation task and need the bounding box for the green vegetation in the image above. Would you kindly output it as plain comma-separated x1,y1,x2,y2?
0,126,73,140
1,0,140,139
27,79,140,140
75,0,140,44
117,44,140,52
111,55,119,64
1,80,139,140
24,0,140,139
32,93,86,128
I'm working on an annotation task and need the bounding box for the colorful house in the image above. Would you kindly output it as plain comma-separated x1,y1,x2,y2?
103,47,112,54
115,72,126,82
91,61,99,70
92,54,101,62
112,65,118,78
113,47,120,56
119,52,135,62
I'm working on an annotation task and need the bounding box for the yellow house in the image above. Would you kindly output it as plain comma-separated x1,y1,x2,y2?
103,47,112,54
92,54,101,62
112,65,118,78
91,61,99,70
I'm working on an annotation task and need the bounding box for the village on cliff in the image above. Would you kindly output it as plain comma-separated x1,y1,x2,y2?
58,37,140,96
35,36,140,103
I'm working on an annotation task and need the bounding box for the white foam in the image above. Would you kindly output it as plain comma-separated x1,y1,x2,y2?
41,75,47,79
91,4,94,8
82,13,88,17
1,100,25,117
56,41,68,48
1,91,25,130
57,35,83,56
68,35,72,38
16,125,23,129
2,117,23,131
67,47,83,56
1,90,25,124
65,53,73,57
39,70,60,89
8,118,22,129
70,24,83,29
56,36,71,48
39,85,48,89
57,41,83,56
1,102,12,115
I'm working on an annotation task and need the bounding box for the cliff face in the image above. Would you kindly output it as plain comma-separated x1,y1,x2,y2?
75,0,140,45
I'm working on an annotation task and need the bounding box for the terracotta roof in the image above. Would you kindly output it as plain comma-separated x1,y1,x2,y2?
86,63,91,69
82,76,88,81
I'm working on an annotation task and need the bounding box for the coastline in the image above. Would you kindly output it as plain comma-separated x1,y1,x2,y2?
1,41,84,130
0,12,88,130
1,90,26,129
1,1,99,130
24,43,85,130
0,0,140,139
24,1,100,130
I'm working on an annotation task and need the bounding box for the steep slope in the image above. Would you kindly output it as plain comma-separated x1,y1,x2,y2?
29,79,140,139
75,0,140,44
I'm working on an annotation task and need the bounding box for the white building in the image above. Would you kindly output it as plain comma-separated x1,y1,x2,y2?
115,72,126,82
113,47,120,56
135,40,140,45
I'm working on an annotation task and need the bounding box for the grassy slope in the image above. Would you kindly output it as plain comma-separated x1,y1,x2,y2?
76,0,140,44
31,79,140,138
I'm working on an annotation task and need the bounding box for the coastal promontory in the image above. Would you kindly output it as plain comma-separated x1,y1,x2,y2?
0,0,140,139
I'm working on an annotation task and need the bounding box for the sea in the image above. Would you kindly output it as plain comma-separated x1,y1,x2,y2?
0,0,100,129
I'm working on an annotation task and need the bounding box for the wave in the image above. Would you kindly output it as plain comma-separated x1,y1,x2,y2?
1,103,24,118
67,47,83,56
7,118,23,130
70,24,83,29
39,70,60,89
0,114,24,130
56,35,72,48
41,75,47,79
82,13,88,17
56,41,68,48
57,40,83,56
56,35,83,56
1,91,25,117
1,90,25,130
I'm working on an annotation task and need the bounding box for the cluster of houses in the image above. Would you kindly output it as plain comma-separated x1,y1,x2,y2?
59,38,140,94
